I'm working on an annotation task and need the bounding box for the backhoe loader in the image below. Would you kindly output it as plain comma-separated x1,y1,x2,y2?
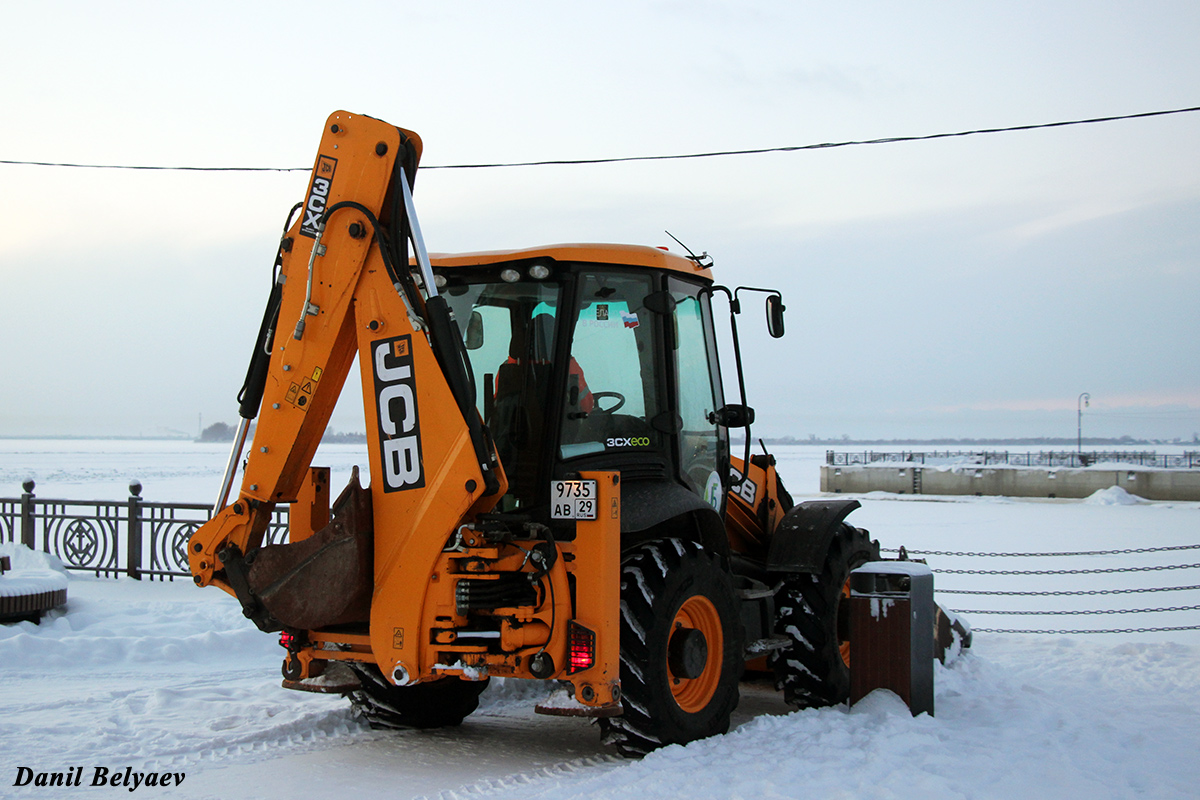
189,111,895,756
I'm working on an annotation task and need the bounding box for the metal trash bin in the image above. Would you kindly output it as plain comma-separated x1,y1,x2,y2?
848,561,934,716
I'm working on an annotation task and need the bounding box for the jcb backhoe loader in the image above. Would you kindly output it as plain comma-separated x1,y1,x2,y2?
189,111,892,756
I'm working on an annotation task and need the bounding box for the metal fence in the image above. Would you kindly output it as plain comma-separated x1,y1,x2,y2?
0,480,289,580
827,450,1200,469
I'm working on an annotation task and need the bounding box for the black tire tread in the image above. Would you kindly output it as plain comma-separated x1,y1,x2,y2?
344,664,488,729
771,523,879,708
599,538,742,757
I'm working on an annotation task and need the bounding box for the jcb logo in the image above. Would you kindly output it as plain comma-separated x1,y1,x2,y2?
729,467,758,506
299,156,337,238
372,335,424,492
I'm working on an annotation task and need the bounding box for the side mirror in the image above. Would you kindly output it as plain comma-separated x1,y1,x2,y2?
708,404,756,429
465,311,484,350
766,295,785,338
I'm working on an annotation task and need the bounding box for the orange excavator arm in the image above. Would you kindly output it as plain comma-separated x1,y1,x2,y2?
188,111,505,636
188,111,618,712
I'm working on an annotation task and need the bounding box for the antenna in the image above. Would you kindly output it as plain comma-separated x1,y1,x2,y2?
664,231,713,268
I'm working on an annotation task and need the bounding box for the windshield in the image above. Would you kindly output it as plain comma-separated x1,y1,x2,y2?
559,271,663,461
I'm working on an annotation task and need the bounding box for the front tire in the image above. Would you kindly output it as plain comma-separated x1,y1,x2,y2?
771,522,879,708
599,538,743,757
345,664,489,729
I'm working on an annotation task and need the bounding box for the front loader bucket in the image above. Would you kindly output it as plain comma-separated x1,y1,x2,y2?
248,470,374,630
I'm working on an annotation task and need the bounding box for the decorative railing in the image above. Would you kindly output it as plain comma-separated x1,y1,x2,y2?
826,450,1200,469
0,480,289,579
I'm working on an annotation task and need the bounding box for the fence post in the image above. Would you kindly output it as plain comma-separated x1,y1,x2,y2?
127,480,143,580
20,479,35,550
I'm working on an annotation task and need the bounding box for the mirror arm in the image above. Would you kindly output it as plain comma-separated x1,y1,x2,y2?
705,285,752,488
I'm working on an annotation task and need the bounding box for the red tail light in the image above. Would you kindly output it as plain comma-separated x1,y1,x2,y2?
568,622,595,673
279,631,298,651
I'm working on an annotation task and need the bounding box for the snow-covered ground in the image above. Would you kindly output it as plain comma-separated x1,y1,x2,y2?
2,440,1199,798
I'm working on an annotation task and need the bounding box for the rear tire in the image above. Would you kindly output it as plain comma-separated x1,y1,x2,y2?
771,523,878,708
345,664,488,729
599,538,743,757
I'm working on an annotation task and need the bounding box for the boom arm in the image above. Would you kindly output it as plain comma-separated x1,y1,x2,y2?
188,112,507,673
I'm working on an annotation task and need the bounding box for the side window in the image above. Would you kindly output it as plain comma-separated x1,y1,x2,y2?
561,273,662,458
443,280,561,507
463,304,514,412
671,279,724,509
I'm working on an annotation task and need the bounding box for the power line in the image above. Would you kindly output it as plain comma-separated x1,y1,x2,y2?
0,160,297,172
2,105,1197,174
428,104,1200,169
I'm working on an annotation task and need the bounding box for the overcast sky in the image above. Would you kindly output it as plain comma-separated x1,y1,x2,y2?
1,1,1197,441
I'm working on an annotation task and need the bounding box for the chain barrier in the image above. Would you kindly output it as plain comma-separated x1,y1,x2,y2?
939,563,1200,576
954,604,1200,616
827,449,1200,469
883,543,1200,558
973,625,1200,635
940,584,1200,597
910,541,1200,634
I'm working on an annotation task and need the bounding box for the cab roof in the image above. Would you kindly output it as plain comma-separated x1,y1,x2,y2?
426,243,713,281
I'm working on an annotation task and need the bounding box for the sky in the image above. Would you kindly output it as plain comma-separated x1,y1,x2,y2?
1,0,1198,441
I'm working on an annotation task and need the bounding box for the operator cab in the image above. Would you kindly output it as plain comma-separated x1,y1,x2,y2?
437,247,730,543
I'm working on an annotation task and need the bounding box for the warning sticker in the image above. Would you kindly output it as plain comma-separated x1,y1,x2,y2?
285,383,301,405
311,366,323,382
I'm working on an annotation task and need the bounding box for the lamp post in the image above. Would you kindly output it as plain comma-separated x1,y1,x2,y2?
1077,392,1090,460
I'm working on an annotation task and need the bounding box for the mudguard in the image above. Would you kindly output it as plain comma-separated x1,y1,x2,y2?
766,499,862,574
620,479,729,561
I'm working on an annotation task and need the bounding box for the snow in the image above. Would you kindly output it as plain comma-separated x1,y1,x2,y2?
1085,485,1148,505
2,440,1200,798
535,687,589,711
0,571,68,599
853,560,934,577
0,542,68,575
0,542,68,598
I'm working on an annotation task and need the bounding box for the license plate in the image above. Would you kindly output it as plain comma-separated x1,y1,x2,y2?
550,480,597,520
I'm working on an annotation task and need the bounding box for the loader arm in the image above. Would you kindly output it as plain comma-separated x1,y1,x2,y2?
189,112,507,661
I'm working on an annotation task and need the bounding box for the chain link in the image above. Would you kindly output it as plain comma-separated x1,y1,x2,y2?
952,604,1200,616
939,584,1200,597
973,625,1200,634
883,543,1200,634
939,563,1200,576
882,543,1200,558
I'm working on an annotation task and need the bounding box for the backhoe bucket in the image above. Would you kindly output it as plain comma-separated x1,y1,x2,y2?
247,469,374,630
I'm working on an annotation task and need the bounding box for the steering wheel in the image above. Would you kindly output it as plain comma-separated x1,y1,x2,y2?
590,391,626,414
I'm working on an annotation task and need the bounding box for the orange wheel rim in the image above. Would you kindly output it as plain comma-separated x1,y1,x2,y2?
669,596,723,713
838,578,852,668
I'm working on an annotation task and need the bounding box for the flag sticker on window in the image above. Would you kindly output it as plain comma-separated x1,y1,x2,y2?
621,311,639,329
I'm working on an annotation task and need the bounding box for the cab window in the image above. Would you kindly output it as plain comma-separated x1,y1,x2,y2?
670,278,724,509
560,272,662,459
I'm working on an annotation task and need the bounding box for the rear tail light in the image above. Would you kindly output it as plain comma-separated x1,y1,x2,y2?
567,622,596,673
